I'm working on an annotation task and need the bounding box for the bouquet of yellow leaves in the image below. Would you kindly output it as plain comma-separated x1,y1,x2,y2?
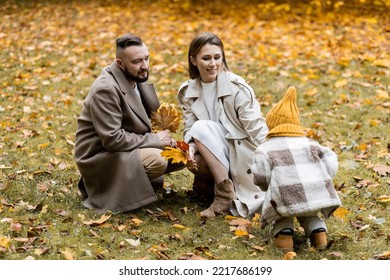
151,103,188,164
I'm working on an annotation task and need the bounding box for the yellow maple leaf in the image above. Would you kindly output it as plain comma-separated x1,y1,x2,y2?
333,207,349,221
151,103,181,133
161,147,187,164
234,226,249,237
0,236,11,248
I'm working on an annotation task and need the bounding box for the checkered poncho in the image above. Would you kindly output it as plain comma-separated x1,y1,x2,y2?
251,137,342,228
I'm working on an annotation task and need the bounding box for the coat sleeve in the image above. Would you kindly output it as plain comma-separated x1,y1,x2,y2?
234,84,268,146
89,83,160,152
319,145,339,178
251,147,270,192
178,85,198,143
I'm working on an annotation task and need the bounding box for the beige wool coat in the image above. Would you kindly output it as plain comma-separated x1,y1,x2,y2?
178,71,269,217
75,61,162,213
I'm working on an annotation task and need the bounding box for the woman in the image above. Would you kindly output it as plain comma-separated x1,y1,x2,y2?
178,32,269,218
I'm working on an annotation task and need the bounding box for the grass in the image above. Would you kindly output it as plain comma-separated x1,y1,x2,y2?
0,0,389,260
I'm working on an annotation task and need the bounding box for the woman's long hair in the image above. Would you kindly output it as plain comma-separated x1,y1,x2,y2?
188,32,230,79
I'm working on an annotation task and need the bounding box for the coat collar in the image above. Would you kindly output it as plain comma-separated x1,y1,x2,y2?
108,61,160,125
109,61,133,96
185,70,233,99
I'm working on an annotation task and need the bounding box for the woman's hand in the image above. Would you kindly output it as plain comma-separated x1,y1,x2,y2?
186,143,198,170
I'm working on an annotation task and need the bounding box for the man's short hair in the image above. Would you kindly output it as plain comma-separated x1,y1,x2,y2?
115,33,143,58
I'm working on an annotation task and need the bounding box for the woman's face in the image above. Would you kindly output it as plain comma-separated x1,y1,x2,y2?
191,43,223,83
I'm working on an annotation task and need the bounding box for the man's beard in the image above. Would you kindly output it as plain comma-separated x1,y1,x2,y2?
123,66,149,83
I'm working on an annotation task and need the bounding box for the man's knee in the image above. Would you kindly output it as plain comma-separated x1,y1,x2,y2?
139,148,167,179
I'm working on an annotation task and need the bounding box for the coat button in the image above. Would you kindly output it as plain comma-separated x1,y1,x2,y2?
254,194,259,199
237,140,241,145
247,169,251,174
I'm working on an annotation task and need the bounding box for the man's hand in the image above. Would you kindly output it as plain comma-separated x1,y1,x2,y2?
156,129,176,147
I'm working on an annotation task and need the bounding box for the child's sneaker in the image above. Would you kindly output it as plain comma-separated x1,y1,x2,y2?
310,228,327,250
273,228,294,253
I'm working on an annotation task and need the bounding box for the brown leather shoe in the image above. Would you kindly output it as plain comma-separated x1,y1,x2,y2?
310,229,327,250
273,234,294,253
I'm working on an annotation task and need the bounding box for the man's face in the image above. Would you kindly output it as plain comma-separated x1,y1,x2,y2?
118,44,150,83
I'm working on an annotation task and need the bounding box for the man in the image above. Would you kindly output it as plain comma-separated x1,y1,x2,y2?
75,33,183,213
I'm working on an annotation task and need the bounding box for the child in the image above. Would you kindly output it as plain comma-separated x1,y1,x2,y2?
251,86,342,252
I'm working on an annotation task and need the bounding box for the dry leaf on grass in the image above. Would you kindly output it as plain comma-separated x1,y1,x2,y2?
82,214,111,226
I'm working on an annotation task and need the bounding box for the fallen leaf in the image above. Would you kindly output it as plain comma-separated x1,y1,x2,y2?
116,224,128,231
89,229,100,238
252,245,265,251
373,165,390,176
229,218,252,228
375,89,389,100
34,248,49,256
13,237,31,243
179,253,206,260
335,79,348,88
234,226,249,237
82,214,111,226
328,251,343,258
282,251,297,260
376,195,390,204
358,224,370,231
0,236,11,248
373,251,390,260
171,223,190,231
129,218,143,227
148,244,170,260
10,221,22,232
368,119,381,126
54,209,69,217
61,248,74,260
130,229,142,236
125,238,140,247
333,207,349,221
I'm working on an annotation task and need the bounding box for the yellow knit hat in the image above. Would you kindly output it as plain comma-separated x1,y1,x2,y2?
266,86,305,138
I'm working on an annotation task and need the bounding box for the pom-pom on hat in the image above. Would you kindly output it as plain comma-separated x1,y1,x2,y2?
266,86,305,138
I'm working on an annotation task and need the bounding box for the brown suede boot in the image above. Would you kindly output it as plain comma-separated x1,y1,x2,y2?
310,229,327,250
273,229,294,253
200,179,235,218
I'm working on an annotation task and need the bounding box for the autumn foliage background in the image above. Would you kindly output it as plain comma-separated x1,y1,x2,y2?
0,0,389,260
